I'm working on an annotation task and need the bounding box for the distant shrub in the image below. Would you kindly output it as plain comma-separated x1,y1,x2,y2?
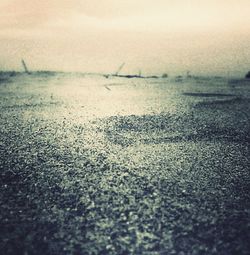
162,73,168,78
9,71,18,77
245,71,250,79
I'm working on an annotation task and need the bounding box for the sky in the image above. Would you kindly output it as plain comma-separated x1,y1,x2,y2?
0,0,250,76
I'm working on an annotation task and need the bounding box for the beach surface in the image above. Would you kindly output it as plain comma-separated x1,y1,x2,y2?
1,73,250,254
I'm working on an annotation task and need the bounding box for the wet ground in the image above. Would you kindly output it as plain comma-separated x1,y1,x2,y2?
0,72,250,254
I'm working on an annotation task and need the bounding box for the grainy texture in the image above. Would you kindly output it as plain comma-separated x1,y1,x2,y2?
1,72,250,255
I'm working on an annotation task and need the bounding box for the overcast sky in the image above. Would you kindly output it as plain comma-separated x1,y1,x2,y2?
1,0,250,76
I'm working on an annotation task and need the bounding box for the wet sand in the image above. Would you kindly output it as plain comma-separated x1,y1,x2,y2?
1,73,250,254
